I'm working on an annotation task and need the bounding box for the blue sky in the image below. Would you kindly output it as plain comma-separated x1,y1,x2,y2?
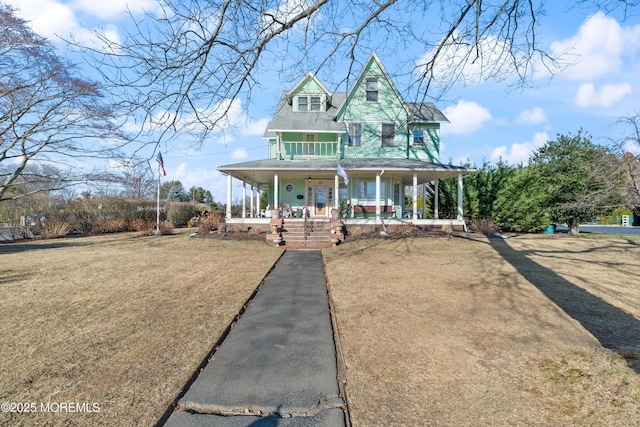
7,0,640,203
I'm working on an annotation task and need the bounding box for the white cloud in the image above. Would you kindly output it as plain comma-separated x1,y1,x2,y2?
241,118,270,136
548,12,640,81
516,107,547,125
6,0,78,41
491,132,548,165
232,148,248,159
575,82,632,107
442,100,492,135
71,0,161,19
416,31,517,90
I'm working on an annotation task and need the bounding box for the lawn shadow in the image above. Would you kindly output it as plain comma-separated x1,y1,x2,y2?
489,236,640,374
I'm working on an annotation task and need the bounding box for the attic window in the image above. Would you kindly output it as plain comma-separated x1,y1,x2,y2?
366,77,379,102
297,95,322,112
298,96,308,111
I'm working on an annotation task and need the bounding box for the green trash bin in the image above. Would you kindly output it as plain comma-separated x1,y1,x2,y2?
543,224,555,234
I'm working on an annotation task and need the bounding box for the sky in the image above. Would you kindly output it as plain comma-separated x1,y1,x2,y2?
7,0,640,203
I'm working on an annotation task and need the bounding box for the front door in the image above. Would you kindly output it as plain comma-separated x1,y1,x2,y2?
314,186,327,216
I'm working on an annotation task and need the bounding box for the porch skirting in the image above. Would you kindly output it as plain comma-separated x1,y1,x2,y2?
225,217,467,233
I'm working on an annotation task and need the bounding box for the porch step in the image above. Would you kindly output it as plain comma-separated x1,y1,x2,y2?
280,219,334,250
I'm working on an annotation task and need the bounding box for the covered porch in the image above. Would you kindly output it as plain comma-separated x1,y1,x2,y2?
218,158,474,231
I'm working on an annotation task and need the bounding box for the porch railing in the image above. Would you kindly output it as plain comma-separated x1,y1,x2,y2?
282,141,338,159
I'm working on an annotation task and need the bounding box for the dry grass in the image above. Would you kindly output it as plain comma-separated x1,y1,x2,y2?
324,233,640,426
0,230,282,426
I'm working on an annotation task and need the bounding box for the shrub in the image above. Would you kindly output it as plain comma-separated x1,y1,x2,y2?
167,203,199,227
469,218,500,236
249,226,263,234
130,218,156,233
198,211,224,234
92,218,128,234
36,218,72,239
138,220,173,236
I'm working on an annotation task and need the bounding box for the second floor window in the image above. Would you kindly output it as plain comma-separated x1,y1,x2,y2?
382,123,395,147
366,77,379,102
348,123,362,147
413,129,425,145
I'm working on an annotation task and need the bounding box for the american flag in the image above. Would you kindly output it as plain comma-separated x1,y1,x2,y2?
156,151,167,176
337,163,349,185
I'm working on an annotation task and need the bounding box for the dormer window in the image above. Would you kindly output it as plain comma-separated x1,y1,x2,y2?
366,77,379,102
297,95,322,112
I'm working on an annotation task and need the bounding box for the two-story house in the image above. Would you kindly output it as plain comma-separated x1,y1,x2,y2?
218,52,473,238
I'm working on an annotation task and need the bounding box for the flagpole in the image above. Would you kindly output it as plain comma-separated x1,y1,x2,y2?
155,163,161,236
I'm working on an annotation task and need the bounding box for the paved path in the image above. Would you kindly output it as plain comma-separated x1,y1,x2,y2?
164,250,345,427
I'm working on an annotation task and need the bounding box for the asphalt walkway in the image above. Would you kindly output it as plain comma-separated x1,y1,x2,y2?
164,250,346,427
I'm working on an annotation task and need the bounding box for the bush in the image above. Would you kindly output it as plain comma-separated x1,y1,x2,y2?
198,211,224,234
469,218,500,236
167,203,199,227
92,218,128,234
138,220,173,236
36,217,72,239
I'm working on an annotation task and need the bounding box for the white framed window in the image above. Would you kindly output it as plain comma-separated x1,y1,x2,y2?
393,182,402,206
413,128,425,145
366,77,379,102
348,123,362,147
304,133,315,155
310,96,321,111
297,95,323,112
381,123,395,147
357,181,386,204
298,96,308,111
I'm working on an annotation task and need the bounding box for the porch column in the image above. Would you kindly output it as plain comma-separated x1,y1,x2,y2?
457,173,463,220
241,181,247,218
434,180,439,219
256,188,261,217
226,174,232,220
334,174,339,210
412,173,418,220
250,183,255,218
423,183,427,219
274,173,279,209
375,173,381,223
276,134,281,159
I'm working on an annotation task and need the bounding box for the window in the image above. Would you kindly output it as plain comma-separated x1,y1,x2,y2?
285,184,294,192
297,95,322,112
298,96,308,111
393,182,402,206
381,123,395,147
304,133,315,155
348,123,362,147
357,181,386,204
413,128,425,145
310,96,321,111
366,77,379,102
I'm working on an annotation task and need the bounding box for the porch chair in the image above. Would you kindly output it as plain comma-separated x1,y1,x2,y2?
281,203,293,218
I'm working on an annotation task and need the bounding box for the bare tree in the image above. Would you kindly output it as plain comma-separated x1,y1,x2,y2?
613,113,640,216
0,5,125,202
76,0,638,148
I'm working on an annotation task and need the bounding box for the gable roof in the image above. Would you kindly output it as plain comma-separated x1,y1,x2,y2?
263,93,347,137
285,71,331,104
334,51,410,120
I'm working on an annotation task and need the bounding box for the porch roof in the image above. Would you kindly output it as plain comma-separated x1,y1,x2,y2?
217,158,474,187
